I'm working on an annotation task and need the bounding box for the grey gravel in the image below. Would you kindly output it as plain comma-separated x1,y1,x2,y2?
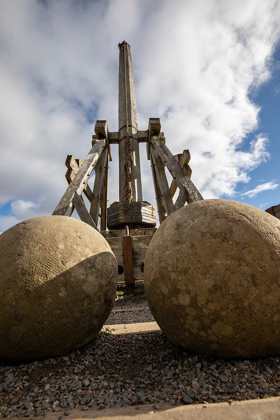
1,295,280,417
105,295,154,325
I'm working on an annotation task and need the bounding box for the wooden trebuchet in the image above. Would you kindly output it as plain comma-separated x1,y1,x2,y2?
53,140,106,217
151,136,203,204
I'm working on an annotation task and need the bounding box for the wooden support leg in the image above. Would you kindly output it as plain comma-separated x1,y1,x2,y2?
90,148,108,226
150,154,166,224
53,141,106,217
123,225,134,288
100,154,109,231
151,137,203,203
150,146,174,216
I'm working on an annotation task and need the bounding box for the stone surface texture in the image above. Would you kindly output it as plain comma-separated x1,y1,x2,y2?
0,216,117,361
144,199,280,359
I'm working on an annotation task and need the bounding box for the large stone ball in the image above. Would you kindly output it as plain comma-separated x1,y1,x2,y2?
145,199,280,359
0,216,117,361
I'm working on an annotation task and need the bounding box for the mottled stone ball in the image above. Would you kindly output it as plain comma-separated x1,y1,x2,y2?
145,199,280,359
0,216,117,361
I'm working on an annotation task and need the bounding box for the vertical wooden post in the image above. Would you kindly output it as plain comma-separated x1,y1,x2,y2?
100,153,109,231
123,225,134,288
90,147,108,226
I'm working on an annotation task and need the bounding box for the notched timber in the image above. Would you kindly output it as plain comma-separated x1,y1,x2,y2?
65,155,93,202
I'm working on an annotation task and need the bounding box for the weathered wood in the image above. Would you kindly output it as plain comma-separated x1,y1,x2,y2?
107,130,148,144
147,118,162,160
174,189,188,210
72,192,97,229
170,150,191,198
65,155,94,202
150,146,174,216
151,137,203,203
102,322,160,335
123,232,134,286
90,148,108,226
53,141,106,216
93,120,112,162
150,153,166,223
100,154,109,231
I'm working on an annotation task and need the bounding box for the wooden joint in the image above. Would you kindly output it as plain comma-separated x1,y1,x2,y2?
93,120,112,162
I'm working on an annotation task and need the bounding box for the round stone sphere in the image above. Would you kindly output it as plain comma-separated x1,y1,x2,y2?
145,199,280,359
0,216,117,362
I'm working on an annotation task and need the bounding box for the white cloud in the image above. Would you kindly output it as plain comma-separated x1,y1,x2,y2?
0,0,280,229
242,181,279,198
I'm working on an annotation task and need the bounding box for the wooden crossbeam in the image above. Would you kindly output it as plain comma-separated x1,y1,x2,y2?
90,147,109,226
72,192,97,229
65,156,94,202
151,137,203,204
150,146,174,216
53,140,106,217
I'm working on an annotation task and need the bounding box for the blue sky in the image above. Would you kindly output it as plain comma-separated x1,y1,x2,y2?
0,0,280,231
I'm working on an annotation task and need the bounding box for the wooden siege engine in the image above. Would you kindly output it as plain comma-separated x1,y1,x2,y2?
53,41,203,290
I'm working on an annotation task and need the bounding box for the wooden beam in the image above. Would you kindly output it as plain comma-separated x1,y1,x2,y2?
147,118,161,160
169,150,192,199
65,155,94,202
107,131,148,144
100,154,109,231
150,154,166,224
123,231,134,287
90,148,108,226
72,192,97,230
151,137,203,203
53,141,106,217
150,146,174,216
93,120,112,161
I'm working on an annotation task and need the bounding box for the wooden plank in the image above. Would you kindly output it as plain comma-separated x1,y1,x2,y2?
53,141,106,216
150,154,166,223
65,155,94,202
102,322,160,335
90,148,108,226
112,307,148,313
123,234,134,286
150,146,174,216
100,154,109,231
72,192,97,229
151,137,203,203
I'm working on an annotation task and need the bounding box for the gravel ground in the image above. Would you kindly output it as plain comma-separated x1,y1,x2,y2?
105,295,154,325
1,295,280,417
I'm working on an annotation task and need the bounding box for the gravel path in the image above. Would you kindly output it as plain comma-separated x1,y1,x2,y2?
105,295,154,325
1,295,280,417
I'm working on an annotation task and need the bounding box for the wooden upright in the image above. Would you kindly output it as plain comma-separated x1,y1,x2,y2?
53,41,203,288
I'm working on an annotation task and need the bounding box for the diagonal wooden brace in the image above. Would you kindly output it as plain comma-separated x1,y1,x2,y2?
53,140,106,217
151,137,203,204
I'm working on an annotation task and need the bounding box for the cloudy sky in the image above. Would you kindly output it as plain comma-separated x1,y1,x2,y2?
0,0,280,231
